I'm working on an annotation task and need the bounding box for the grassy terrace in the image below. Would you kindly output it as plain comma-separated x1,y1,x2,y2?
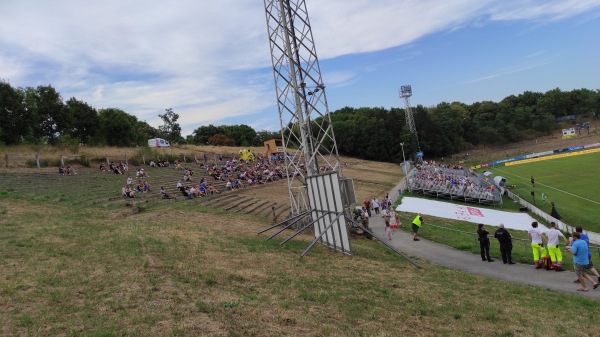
1,145,599,336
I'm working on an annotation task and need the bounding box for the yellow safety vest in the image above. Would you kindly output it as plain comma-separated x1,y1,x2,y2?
413,215,422,227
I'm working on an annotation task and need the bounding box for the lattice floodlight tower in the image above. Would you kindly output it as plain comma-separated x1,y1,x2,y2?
261,0,355,256
399,85,422,154
259,1,423,265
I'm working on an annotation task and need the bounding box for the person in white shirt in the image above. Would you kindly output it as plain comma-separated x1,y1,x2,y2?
546,222,568,271
528,221,548,269
372,198,380,215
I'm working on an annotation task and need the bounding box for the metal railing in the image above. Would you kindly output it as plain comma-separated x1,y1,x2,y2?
506,190,600,245
405,216,600,262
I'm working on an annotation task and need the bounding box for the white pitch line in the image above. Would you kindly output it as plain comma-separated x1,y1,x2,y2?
494,168,600,206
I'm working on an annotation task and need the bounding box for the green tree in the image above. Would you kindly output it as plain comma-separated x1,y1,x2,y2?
0,81,32,144
65,97,99,144
98,108,141,147
24,85,69,144
158,108,182,144
191,124,221,145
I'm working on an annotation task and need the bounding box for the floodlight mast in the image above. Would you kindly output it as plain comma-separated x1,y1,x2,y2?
264,0,342,215
399,85,421,151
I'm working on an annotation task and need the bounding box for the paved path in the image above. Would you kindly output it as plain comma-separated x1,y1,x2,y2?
367,178,600,299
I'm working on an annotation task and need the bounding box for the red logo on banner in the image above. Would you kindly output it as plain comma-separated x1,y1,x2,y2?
467,207,484,217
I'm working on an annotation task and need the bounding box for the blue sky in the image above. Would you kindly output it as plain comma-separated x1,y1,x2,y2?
1,1,599,136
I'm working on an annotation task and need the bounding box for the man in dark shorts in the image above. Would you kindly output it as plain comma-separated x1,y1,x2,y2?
412,213,423,241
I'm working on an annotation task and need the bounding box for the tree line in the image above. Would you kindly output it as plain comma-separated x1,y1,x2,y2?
330,88,599,162
0,81,279,148
1,80,598,162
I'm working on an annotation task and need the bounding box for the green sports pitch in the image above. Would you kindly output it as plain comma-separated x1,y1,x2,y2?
481,150,600,233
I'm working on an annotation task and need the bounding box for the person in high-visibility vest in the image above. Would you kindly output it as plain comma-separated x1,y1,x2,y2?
528,221,547,269
546,222,567,271
412,213,423,241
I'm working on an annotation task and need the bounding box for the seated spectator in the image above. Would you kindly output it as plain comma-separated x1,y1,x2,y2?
226,179,233,190
67,166,76,175
189,185,198,198
110,162,122,174
122,185,135,198
176,180,184,192
149,161,157,168
160,186,176,199
206,183,219,195
118,161,129,172
198,184,206,196
99,163,109,172
126,177,133,185
143,180,151,192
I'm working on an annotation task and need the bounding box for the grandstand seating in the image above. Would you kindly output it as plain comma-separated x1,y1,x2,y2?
406,162,502,206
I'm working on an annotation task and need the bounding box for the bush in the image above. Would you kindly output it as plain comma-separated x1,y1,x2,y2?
77,155,91,167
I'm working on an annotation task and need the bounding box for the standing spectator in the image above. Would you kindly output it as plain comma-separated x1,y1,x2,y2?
530,175,535,187
571,226,600,284
389,210,400,230
546,222,567,271
494,224,515,264
372,197,380,215
364,199,372,217
477,224,494,262
528,221,547,269
385,221,392,240
567,232,599,291
412,213,423,241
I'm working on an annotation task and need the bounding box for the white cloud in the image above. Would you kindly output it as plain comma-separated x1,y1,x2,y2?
0,0,598,135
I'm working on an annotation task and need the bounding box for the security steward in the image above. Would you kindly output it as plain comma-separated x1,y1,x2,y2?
412,213,423,241
494,223,515,264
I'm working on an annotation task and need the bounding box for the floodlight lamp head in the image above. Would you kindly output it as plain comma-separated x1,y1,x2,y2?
399,85,412,98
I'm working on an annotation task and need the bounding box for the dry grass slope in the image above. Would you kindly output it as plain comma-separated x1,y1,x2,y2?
1,143,599,336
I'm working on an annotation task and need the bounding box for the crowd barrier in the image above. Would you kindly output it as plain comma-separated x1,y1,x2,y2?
506,190,599,245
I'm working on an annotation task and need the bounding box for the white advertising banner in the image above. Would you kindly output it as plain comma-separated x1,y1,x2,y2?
396,197,548,232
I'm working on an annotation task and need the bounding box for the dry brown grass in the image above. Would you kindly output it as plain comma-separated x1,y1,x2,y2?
2,141,600,336
1,197,598,336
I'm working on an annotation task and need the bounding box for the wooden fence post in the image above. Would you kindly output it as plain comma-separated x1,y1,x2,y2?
125,155,128,166
143,155,146,165
60,155,64,166
35,154,40,169
5,154,9,168
106,156,110,164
